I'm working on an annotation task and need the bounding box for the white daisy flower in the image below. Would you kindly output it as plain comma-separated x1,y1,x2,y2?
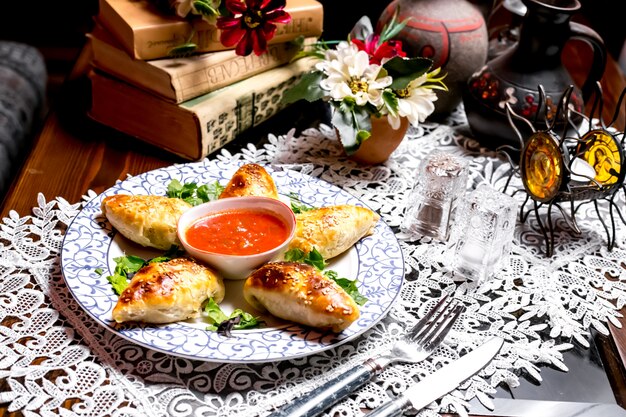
317,41,392,107
388,72,439,129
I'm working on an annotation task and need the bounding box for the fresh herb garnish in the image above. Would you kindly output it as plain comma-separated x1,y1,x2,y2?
94,268,103,275
103,245,184,295
204,298,263,337
284,247,326,270
288,192,316,214
107,273,131,296
324,270,368,306
283,247,368,305
166,179,224,205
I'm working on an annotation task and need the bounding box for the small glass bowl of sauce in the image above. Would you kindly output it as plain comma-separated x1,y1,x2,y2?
177,196,296,280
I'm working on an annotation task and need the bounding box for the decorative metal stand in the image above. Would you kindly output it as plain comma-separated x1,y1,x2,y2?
499,83,626,257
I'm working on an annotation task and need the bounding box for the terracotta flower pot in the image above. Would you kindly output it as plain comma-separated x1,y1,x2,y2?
347,115,410,165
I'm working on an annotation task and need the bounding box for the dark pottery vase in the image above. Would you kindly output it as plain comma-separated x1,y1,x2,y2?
377,0,489,116
462,0,607,151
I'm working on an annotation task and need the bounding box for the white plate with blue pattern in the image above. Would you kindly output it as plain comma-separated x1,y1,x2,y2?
61,159,404,363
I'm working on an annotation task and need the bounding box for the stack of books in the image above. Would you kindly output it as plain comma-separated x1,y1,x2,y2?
86,0,324,160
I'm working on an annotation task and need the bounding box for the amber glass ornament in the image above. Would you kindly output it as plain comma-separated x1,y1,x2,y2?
500,84,626,257
576,129,623,186
520,131,565,202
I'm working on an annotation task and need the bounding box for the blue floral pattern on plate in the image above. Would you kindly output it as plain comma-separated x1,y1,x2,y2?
60,159,404,362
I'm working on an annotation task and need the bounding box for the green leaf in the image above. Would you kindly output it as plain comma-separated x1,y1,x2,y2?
183,196,204,206
332,108,358,154
114,255,145,275
284,248,306,262
382,90,399,117
204,300,263,336
167,180,223,205
283,249,367,306
168,43,198,57
379,8,410,44
105,248,185,295
94,268,103,275
356,130,371,146
197,181,224,201
378,5,412,45
107,273,129,295
167,179,184,198
383,56,433,90
163,244,185,258
288,192,315,213
283,247,326,270
217,1,229,17
148,244,183,264
332,106,372,155
204,298,228,326
180,182,198,199
193,0,219,17
290,35,306,49
229,309,262,330
147,256,169,264
287,37,328,62
325,272,368,306
290,49,325,62
305,248,326,270
282,71,326,104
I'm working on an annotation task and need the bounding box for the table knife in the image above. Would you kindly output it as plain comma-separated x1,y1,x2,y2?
369,336,504,417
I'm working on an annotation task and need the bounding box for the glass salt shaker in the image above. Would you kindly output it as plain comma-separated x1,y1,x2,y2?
450,183,518,283
401,151,469,241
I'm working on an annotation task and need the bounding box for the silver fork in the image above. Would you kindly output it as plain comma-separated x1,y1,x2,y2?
267,294,465,417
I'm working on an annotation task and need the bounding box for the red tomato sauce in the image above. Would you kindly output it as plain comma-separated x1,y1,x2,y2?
185,209,289,255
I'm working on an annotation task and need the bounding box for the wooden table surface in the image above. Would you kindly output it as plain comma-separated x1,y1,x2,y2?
1,41,626,415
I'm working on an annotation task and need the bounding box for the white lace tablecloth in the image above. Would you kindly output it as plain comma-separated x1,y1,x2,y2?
2,108,625,417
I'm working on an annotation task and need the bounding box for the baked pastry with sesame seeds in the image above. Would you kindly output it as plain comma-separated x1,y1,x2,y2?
243,261,360,332
288,205,380,259
219,163,279,199
101,194,192,250
112,257,225,324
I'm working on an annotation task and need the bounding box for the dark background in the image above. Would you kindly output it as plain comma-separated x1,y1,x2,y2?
0,0,623,110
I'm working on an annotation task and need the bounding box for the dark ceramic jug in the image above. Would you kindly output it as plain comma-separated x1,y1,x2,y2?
462,0,606,150
377,0,489,116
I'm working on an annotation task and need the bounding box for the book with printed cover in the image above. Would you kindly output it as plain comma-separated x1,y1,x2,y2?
88,21,314,103
87,57,315,160
98,0,324,60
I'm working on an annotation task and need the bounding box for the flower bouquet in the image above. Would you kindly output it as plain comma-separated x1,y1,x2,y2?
154,0,292,56
282,12,447,157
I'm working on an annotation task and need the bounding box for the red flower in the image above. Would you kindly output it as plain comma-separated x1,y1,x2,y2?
351,34,406,65
217,0,291,56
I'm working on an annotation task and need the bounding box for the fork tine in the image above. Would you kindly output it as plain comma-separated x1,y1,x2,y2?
406,293,452,340
422,302,464,350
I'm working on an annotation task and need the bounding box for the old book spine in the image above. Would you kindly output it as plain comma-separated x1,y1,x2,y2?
89,23,310,103
168,40,307,103
89,30,175,101
88,58,315,160
99,0,323,60
191,58,315,157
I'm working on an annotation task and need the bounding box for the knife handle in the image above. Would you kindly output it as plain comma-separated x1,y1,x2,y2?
367,396,411,417
266,363,375,417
